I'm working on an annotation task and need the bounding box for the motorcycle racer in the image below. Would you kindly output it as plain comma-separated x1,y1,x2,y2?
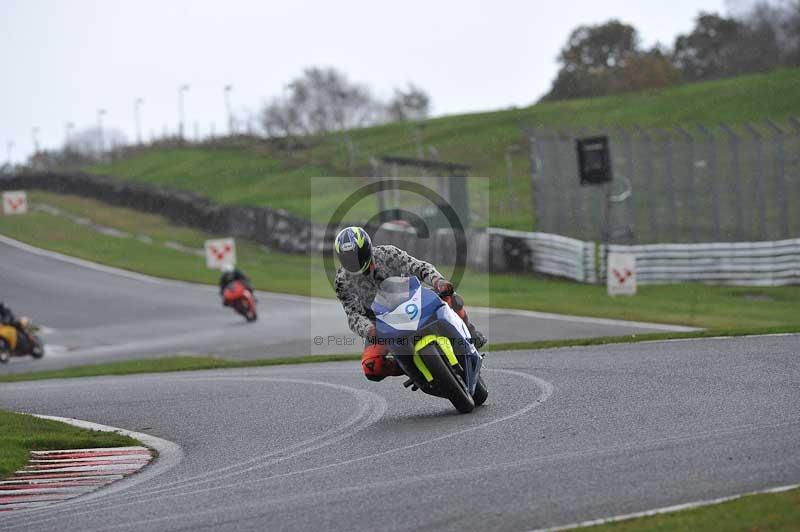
333,226,486,382
0,301,41,357
219,264,252,305
0,302,15,325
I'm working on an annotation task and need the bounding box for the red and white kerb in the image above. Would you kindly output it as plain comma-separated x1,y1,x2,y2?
0,446,153,512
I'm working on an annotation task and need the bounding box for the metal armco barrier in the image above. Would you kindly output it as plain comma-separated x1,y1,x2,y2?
600,239,800,286
485,228,597,283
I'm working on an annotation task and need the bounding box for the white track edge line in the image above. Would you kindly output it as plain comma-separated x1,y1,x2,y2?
492,332,800,354
473,306,701,332
532,483,800,531
0,234,171,286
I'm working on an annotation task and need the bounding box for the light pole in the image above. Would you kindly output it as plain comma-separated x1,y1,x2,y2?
414,121,427,178
65,122,75,147
414,122,426,159
178,84,190,140
97,108,107,160
5,141,13,168
134,98,144,145
505,144,520,210
224,85,234,135
32,127,41,154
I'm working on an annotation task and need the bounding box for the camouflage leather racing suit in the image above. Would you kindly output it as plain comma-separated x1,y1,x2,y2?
334,245,475,380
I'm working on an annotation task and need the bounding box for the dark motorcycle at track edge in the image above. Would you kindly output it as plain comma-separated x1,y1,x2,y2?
0,317,45,364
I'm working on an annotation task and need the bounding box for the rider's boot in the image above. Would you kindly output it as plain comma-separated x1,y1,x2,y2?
362,343,404,381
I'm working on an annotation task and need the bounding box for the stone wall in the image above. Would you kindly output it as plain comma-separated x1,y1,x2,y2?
0,172,315,253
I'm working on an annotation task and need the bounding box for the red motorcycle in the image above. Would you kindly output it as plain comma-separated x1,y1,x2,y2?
223,281,258,322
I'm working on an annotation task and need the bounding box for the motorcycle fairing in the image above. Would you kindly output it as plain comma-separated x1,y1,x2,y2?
431,302,482,394
375,283,422,332
223,280,246,302
374,278,442,339
0,325,18,350
372,276,482,394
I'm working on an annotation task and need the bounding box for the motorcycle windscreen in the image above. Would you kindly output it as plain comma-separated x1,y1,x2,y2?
373,276,420,311
373,276,423,333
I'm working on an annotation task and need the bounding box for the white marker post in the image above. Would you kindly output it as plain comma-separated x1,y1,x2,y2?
2,191,28,215
204,238,236,269
607,252,637,296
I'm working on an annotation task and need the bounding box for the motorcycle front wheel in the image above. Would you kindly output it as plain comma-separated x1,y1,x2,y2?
418,342,475,414
31,335,45,358
472,375,488,406
0,339,10,364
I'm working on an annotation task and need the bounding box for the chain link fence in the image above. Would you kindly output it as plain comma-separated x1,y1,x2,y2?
526,119,800,244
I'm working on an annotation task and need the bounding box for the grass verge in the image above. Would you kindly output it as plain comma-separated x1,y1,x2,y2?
84,69,800,230
2,192,800,331
585,487,800,531
0,410,139,478
0,354,361,383
2,326,798,385
485,325,800,352
0,191,321,296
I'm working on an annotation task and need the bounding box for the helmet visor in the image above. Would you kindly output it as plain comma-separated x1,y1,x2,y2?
340,251,372,274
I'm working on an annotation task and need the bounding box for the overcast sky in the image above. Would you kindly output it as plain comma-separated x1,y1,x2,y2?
1,0,732,163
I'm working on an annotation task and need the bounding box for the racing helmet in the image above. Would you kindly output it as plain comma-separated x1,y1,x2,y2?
334,226,373,274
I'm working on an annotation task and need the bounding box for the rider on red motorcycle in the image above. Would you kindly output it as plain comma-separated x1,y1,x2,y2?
219,264,252,306
333,226,486,382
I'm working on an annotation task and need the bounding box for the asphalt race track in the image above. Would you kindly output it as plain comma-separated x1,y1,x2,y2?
0,237,694,374
0,334,797,531
4,237,793,530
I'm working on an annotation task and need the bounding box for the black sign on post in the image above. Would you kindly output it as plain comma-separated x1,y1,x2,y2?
576,136,613,185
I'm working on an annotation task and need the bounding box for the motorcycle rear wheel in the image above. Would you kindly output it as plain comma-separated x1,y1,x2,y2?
418,342,475,414
31,336,44,358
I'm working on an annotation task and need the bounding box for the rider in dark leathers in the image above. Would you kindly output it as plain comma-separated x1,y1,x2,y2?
0,301,37,354
0,302,16,326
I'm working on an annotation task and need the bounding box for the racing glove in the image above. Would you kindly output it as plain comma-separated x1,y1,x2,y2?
433,278,454,295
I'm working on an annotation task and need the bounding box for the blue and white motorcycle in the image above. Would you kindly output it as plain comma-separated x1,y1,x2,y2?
371,276,488,413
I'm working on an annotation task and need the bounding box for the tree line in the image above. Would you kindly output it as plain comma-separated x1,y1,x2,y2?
260,67,429,139
543,1,800,101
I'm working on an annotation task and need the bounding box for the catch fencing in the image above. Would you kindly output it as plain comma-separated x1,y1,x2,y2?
526,119,800,244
